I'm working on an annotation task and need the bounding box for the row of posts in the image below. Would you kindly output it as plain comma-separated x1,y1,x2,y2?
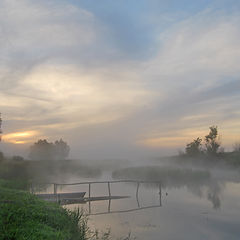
88,181,162,214
33,181,162,214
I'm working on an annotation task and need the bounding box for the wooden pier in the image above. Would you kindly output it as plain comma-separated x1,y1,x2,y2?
32,180,162,214
36,192,86,202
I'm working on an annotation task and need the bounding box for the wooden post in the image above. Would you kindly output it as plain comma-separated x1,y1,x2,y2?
107,182,111,197
108,182,111,212
88,183,91,199
54,184,59,203
136,182,140,198
159,182,162,207
88,183,91,214
108,198,111,213
136,182,140,208
54,184,57,195
30,181,34,194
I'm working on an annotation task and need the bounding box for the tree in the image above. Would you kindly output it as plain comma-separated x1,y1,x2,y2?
54,139,70,160
0,151,4,162
233,142,240,152
204,126,221,156
29,139,55,160
185,137,202,157
12,155,24,162
29,139,70,160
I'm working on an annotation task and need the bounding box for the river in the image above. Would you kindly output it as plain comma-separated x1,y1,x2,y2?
38,167,240,240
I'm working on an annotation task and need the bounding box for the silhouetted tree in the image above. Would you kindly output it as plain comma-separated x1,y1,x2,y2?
54,139,70,160
29,139,55,160
29,139,70,160
0,151,4,162
12,155,24,162
233,142,240,152
205,126,221,156
185,137,202,157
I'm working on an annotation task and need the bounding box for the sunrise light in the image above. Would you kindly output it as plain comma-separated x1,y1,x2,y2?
3,131,38,144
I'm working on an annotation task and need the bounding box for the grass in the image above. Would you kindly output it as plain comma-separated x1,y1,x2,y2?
0,180,93,240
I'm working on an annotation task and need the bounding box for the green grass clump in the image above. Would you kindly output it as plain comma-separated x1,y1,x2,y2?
0,182,88,240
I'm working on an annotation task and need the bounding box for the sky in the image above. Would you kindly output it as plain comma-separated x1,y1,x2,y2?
0,0,240,159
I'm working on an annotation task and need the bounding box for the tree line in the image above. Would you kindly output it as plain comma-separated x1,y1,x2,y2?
29,139,70,161
184,125,240,161
185,126,221,157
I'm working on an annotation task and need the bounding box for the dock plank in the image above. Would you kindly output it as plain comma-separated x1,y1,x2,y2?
36,192,86,200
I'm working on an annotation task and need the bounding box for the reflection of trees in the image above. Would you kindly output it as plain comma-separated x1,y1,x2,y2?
207,182,222,209
112,166,224,209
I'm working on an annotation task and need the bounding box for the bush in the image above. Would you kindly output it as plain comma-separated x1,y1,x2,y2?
185,137,202,157
0,152,4,162
12,155,24,162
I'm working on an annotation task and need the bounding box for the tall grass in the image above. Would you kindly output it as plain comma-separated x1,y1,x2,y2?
0,180,113,240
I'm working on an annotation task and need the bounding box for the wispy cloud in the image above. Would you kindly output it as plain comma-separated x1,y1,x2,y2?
137,10,240,151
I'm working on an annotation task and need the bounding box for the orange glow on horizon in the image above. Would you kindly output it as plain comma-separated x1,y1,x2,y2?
14,140,27,144
3,131,38,144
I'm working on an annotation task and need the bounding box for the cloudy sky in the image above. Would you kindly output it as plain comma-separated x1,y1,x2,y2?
0,0,240,159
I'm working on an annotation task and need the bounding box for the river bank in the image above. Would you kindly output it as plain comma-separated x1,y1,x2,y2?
0,179,109,240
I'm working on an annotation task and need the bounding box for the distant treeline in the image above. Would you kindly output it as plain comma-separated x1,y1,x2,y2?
0,153,101,190
29,139,70,161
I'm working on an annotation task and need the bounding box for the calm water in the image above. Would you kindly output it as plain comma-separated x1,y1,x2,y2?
41,169,240,240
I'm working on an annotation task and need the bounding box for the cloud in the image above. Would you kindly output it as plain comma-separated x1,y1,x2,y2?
1,62,152,138
0,0,95,51
147,10,240,78
137,10,240,150
0,0,154,142
0,0,97,97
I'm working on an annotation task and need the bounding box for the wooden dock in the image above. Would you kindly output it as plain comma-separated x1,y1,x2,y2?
35,191,130,205
32,180,162,213
36,192,86,202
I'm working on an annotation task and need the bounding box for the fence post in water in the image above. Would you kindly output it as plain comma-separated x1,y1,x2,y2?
107,182,111,197
108,182,111,212
159,182,162,207
136,182,140,198
88,183,91,214
136,182,140,208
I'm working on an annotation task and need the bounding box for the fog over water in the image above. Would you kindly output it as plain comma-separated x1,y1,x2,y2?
35,158,240,240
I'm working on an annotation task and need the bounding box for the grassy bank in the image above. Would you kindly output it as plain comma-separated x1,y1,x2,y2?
0,179,92,240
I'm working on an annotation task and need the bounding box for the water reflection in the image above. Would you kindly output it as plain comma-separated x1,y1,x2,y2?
112,166,225,210
34,167,225,210
34,167,240,240
87,181,162,215
35,180,164,215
